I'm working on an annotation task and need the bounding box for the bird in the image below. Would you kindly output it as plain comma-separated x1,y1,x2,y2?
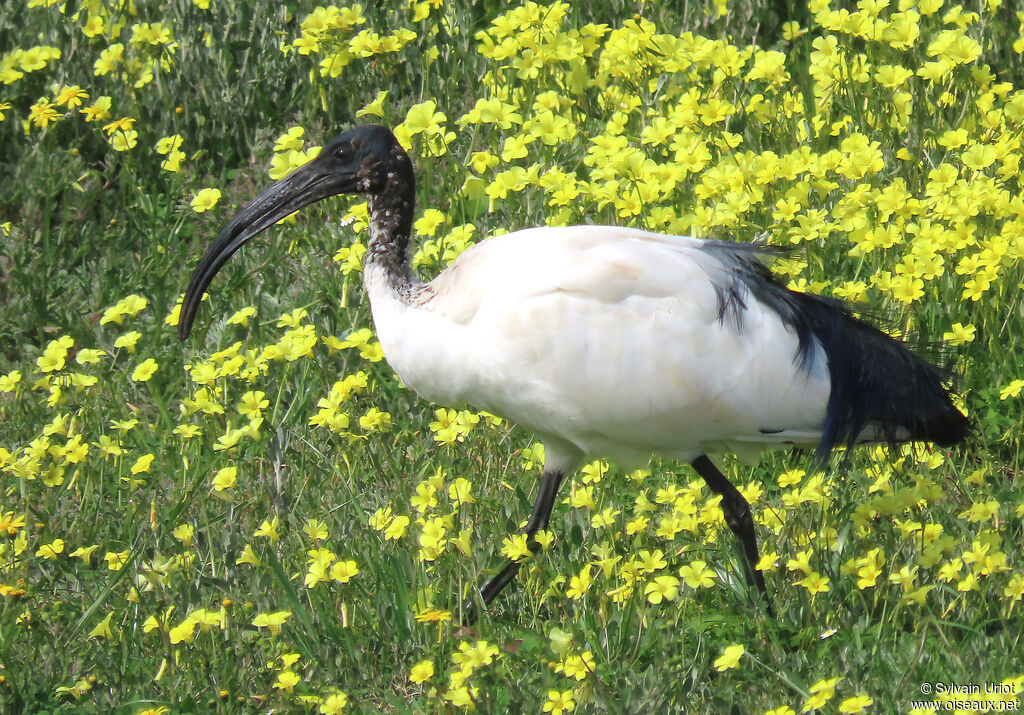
179,124,970,618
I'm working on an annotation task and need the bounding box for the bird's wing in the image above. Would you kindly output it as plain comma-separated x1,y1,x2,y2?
429,226,717,320
384,226,831,464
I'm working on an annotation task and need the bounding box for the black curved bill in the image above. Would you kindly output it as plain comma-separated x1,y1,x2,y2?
178,158,353,340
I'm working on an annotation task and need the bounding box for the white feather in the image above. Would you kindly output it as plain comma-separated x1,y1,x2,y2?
364,225,831,473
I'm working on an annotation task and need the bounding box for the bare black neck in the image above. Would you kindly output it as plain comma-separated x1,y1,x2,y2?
365,158,419,294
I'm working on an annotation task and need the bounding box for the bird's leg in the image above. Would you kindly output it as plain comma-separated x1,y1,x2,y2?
468,469,564,619
691,455,775,617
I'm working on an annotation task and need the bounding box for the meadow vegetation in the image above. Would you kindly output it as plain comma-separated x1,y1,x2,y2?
1,0,1023,712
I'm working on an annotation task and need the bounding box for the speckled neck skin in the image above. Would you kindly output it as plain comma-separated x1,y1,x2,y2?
363,144,421,297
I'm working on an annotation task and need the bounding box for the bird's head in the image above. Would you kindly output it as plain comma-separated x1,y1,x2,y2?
177,124,408,340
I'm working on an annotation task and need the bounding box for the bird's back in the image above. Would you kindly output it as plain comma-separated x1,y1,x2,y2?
364,226,967,468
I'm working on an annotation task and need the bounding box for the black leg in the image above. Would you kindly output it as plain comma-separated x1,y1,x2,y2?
466,469,564,621
691,454,775,617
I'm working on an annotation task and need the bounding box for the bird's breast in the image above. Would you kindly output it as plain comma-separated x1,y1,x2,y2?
360,230,833,464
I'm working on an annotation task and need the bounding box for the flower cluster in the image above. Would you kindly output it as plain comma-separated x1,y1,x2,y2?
2,0,1023,712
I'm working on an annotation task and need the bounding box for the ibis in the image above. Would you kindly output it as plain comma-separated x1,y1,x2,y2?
179,125,970,617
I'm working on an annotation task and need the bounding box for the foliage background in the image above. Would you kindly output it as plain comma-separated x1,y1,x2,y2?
1,0,1023,712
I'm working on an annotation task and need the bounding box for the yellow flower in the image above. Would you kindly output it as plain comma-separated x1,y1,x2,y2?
957,572,978,592
53,677,93,699
447,477,474,505
797,571,830,594
274,126,305,152
942,322,976,345
414,208,445,237
452,639,499,670
566,565,593,599
276,307,308,327
383,515,410,540
999,379,1024,400
36,538,65,559
368,507,393,530
444,686,475,708
236,544,261,566
156,135,184,154
76,349,106,365
359,407,392,431
252,610,291,634
501,134,531,162
644,575,680,604
1005,574,1024,603
891,275,924,304
80,96,112,122
114,331,142,351
937,129,968,149
131,453,155,474
273,670,300,691
28,98,60,128
69,544,99,565
410,659,434,684
55,85,88,108
356,90,389,118
501,533,533,562
394,99,450,151
254,517,280,541
0,369,21,391
172,523,194,546
961,143,996,171
679,560,716,588
803,677,843,711
130,358,158,382
556,651,595,680
320,692,348,714
212,466,237,491
591,507,618,527
36,349,66,373
303,519,328,541
109,129,139,152
329,560,358,583
756,551,779,571
237,390,268,418
169,619,197,644
414,608,452,623
569,485,596,510
269,147,321,179
227,306,256,326
129,21,175,46
87,612,114,639
191,188,222,213
713,643,745,671
104,551,128,570
161,149,184,172
634,549,667,574
543,690,575,715
838,694,873,713
580,460,607,483
411,481,438,513
786,549,814,575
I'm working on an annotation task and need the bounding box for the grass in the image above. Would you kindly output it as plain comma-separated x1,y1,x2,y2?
1,0,1023,712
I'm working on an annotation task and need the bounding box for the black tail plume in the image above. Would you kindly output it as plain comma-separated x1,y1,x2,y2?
794,293,971,462
700,241,971,462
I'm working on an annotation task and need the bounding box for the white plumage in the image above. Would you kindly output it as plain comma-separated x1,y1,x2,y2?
366,225,830,471
179,125,969,618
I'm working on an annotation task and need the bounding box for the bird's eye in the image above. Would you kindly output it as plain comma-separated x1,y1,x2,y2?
335,145,350,162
